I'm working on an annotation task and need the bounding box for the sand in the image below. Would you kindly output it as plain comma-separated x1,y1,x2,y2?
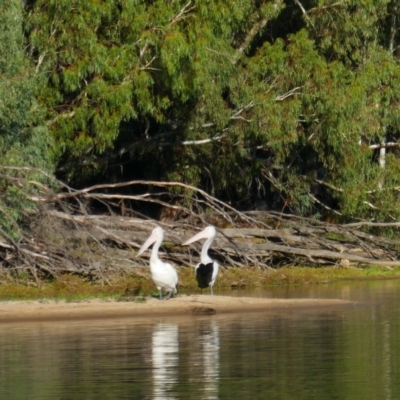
0,295,357,324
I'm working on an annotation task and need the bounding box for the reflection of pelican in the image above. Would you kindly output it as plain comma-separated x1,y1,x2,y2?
202,321,220,399
191,320,220,399
152,323,179,399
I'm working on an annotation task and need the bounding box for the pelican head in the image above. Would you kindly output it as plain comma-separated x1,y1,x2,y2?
182,225,216,246
137,226,164,256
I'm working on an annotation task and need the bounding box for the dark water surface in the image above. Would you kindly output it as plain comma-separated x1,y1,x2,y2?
1,280,400,399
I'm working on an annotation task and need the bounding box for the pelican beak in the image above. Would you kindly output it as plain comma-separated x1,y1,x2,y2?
182,229,210,246
137,232,157,256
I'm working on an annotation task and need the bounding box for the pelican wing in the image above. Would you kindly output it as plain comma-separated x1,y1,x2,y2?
151,259,178,291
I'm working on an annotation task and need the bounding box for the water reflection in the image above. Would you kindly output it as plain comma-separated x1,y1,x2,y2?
382,319,392,400
151,320,220,400
194,320,220,399
152,323,179,399
1,281,400,399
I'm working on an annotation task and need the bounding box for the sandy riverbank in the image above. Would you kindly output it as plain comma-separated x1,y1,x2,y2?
0,295,358,323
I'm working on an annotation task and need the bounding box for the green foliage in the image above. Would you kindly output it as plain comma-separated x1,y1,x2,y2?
0,0,54,240
19,0,400,224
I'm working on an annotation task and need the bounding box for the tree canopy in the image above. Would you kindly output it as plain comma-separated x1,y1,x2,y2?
3,0,400,222
0,0,53,240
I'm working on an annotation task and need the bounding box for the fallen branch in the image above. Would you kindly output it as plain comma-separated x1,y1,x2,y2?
0,167,399,283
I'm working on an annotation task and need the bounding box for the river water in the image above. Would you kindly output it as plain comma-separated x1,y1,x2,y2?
0,280,400,399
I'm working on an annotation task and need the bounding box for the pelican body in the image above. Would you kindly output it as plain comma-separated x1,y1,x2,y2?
182,226,219,295
137,226,178,300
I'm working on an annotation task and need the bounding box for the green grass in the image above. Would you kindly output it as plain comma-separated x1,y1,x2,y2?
1,265,400,301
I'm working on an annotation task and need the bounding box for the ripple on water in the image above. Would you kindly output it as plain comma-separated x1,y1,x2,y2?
0,280,400,399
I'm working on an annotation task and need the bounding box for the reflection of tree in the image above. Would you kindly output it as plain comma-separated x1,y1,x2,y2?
2,285,400,400
218,313,343,398
343,305,397,400
152,323,179,400
382,320,392,400
179,319,221,399
0,322,153,398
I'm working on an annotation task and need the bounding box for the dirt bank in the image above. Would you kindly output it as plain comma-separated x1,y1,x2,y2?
0,295,357,323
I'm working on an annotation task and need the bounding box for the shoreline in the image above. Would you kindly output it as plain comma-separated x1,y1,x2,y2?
0,295,358,324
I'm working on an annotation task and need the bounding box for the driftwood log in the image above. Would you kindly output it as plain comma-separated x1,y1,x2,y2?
0,167,399,281
2,209,400,282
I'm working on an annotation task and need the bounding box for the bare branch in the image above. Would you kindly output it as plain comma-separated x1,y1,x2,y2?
169,1,196,25
309,194,343,216
314,179,344,193
232,11,272,64
158,132,227,147
35,52,47,73
368,141,400,149
294,0,315,28
206,47,235,61
308,1,347,13
275,86,302,101
139,55,160,71
1,167,400,281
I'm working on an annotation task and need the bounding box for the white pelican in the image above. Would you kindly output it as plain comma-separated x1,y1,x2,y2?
182,225,219,295
137,226,178,300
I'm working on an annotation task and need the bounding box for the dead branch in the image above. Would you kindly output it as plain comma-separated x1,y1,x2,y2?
0,166,399,283
232,11,271,65
308,1,347,14
294,0,315,28
169,1,196,25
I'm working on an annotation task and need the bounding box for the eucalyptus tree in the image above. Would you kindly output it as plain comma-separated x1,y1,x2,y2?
0,0,52,239
1,0,49,162
24,0,400,222
291,0,400,222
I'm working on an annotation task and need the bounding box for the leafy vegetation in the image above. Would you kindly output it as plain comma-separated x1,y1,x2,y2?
2,1,400,248
0,1,54,241
19,0,400,221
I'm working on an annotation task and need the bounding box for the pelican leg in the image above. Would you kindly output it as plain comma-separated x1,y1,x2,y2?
159,289,163,300
210,286,214,296
164,289,174,300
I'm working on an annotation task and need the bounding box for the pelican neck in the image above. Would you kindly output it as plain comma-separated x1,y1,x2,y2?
150,235,163,263
201,236,214,264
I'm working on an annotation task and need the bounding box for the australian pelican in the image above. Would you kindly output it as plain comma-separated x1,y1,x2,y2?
137,226,178,300
182,226,219,295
